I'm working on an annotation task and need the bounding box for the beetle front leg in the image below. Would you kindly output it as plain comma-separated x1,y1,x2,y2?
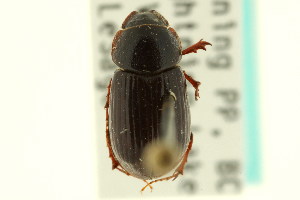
183,71,201,100
182,39,212,55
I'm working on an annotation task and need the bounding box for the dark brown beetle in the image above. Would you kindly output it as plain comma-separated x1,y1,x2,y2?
104,10,211,191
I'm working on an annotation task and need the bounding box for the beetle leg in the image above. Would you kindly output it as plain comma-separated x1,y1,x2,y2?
182,39,212,55
141,133,194,192
172,133,193,179
105,79,119,169
183,71,201,100
116,167,131,176
143,180,153,192
117,167,154,191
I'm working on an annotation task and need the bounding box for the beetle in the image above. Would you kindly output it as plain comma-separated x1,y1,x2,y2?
104,10,211,191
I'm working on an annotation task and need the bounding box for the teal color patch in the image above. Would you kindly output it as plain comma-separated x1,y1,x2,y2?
242,0,261,183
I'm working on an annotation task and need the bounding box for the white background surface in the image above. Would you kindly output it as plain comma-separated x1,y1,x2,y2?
0,0,299,199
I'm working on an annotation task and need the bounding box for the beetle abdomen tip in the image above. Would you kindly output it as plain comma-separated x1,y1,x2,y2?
142,141,181,178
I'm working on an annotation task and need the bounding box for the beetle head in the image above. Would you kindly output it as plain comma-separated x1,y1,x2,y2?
112,11,182,73
122,10,169,29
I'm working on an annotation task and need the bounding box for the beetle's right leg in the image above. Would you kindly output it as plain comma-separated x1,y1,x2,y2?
172,133,194,179
182,39,211,55
183,70,201,100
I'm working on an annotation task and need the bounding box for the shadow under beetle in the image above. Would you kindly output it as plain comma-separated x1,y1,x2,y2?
104,10,211,191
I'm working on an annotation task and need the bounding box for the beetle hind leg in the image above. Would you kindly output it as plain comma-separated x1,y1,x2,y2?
141,133,194,192
142,180,153,192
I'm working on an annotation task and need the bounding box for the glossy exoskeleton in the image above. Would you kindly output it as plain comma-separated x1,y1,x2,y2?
104,10,211,191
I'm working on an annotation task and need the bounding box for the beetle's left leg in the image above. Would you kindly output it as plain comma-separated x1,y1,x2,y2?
182,39,212,55
141,133,194,192
143,180,153,192
183,71,201,100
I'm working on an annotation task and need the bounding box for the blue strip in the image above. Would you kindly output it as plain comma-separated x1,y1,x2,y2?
242,0,261,183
